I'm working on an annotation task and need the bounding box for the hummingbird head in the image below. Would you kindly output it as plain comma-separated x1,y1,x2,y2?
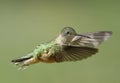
61,27,77,36
56,27,77,45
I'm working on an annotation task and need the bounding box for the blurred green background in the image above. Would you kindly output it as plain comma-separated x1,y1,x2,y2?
0,0,120,83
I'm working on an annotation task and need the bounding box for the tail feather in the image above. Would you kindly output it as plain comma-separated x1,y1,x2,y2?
11,56,33,63
11,53,36,69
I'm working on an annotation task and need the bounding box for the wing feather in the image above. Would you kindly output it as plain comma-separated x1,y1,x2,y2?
71,31,112,47
54,46,98,62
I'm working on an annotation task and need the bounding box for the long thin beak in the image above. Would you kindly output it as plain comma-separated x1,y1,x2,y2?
72,34,91,42
76,34,91,38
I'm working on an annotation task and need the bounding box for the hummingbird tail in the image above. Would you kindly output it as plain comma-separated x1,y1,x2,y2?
11,53,39,69
11,56,33,63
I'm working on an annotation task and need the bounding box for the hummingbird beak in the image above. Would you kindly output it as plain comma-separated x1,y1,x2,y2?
71,34,91,42
76,34,91,38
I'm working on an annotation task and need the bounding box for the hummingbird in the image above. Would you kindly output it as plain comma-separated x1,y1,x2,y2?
11,27,112,69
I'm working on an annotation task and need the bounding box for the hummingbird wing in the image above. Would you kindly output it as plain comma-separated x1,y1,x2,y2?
71,31,112,48
54,46,98,62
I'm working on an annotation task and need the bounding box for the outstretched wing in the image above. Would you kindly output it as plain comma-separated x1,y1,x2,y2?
71,31,112,47
53,46,98,62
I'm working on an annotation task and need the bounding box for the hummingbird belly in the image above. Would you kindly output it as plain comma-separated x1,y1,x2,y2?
39,56,55,63
39,52,56,63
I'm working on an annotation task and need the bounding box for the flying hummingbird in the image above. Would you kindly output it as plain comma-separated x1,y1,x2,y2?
11,27,112,69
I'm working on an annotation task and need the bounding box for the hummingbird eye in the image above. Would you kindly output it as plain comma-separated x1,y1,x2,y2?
66,31,70,34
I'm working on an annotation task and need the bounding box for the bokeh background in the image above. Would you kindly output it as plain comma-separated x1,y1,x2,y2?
0,0,120,83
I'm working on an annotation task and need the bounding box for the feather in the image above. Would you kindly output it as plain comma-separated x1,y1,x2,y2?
54,46,98,62
71,31,112,47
